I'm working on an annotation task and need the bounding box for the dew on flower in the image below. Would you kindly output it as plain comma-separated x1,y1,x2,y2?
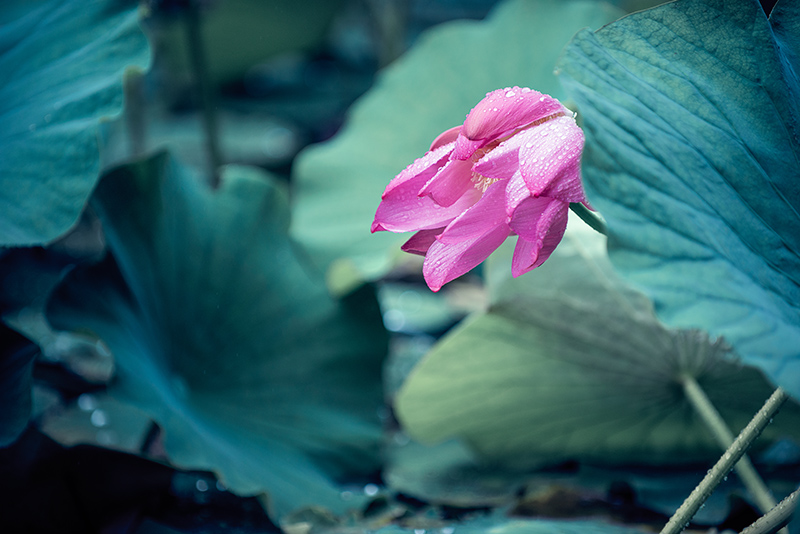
372,85,586,291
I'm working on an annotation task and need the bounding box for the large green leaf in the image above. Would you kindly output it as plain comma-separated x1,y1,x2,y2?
556,0,800,399
395,221,800,468
290,0,622,281
46,153,387,522
0,0,150,246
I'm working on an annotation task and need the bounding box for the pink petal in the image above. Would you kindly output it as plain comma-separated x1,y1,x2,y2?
509,198,568,277
436,178,508,244
453,87,568,160
372,141,481,233
471,134,525,182
423,223,511,292
372,183,481,233
381,142,454,199
418,158,476,207
401,228,443,256
505,170,530,216
518,115,586,203
429,125,461,151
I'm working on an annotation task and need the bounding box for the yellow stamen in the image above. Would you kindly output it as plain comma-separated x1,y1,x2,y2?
471,172,498,192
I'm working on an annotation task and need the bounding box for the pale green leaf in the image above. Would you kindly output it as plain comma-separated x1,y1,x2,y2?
290,0,622,281
396,221,800,467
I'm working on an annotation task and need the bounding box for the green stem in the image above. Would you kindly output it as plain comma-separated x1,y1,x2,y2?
741,488,799,534
682,376,777,514
123,69,147,158
569,203,607,236
660,386,789,534
185,2,222,188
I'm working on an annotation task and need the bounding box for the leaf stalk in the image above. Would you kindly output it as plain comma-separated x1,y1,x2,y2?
682,375,777,514
569,203,607,235
660,386,789,534
185,1,223,188
741,487,799,534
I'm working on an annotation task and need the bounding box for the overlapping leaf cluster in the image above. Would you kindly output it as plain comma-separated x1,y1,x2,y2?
2,0,800,532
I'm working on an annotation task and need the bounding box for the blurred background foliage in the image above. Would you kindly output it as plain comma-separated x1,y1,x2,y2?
1,0,798,533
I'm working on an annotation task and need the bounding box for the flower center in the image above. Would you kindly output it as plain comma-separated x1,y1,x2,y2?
467,111,571,193
471,172,497,192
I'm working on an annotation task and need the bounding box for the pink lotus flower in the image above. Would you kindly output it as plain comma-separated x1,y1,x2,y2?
371,86,588,292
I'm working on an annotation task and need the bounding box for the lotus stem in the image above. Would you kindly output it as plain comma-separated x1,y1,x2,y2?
123,69,147,158
682,376,777,514
569,203,606,235
740,487,799,534
185,1,223,188
660,386,789,534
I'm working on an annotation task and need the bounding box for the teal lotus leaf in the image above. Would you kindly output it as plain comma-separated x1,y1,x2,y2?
0,325,38,447
46,153,387,522
290,0,623,281
0,0,150,246
557,0,800,399
395,221,800,468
